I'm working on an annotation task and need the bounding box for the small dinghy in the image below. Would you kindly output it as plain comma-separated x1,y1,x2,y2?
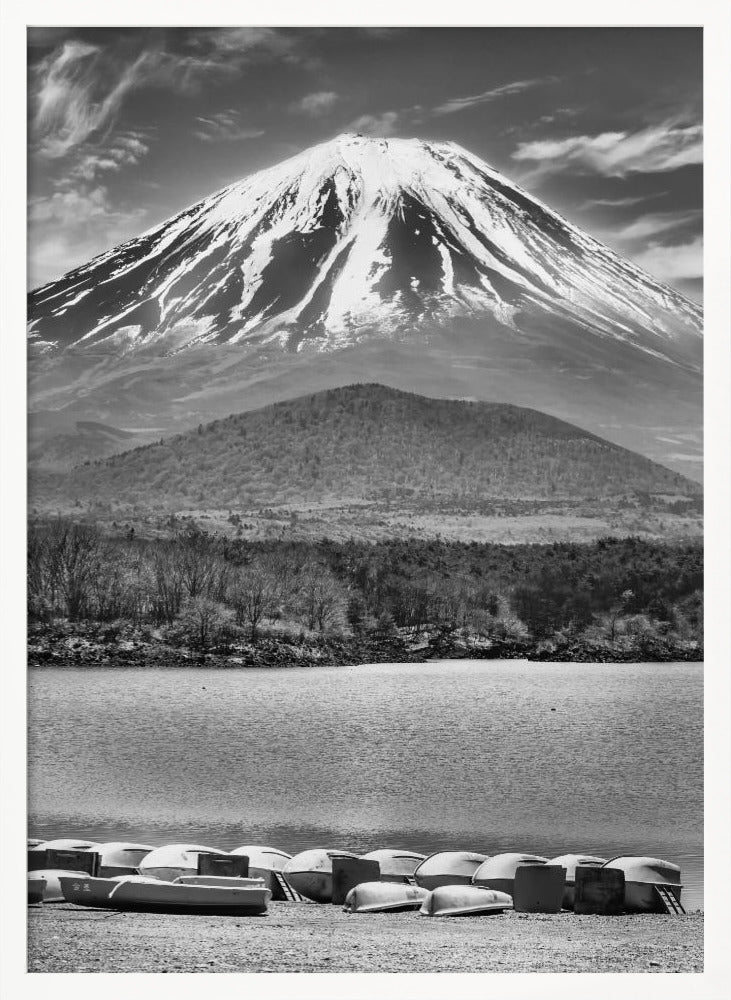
95,842,154,877
343,881,428,913
104,875,271,915
602,856,683,913
26,869,93,903
413,851,488,890
471,853,549,895
138,843,227,882
360,849,426,882
282,849,358,903
549,854,607,909
27,877,46,904
60,875,161,908
420,885,513,917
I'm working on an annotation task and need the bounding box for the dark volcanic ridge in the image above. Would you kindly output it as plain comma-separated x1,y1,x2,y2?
32,385,700,515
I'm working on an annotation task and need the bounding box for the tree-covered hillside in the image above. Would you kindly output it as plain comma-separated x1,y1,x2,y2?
36,384,699,511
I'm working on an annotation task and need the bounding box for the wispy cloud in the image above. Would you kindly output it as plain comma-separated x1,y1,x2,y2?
291,91,339,116
32,41,152,157
631,237,703,283
583,193,669,209
605,209,701,243
199,27,300,64
193,110,264,143
69,132,151,180
347,111,400,137
593,207,702,288
30,29,304,158
537,107,581,126
512,121,703,178
28,183,148,287
433,77,554,116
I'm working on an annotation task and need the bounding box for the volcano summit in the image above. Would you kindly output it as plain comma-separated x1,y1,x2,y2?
28,134,702,475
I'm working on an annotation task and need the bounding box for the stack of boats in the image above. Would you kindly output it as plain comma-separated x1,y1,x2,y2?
27,836,685,917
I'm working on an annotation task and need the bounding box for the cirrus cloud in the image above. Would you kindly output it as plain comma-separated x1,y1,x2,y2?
193,110,264,143
32,40,152,158
291,90,339,116
433,77,555,116
512,121,703,178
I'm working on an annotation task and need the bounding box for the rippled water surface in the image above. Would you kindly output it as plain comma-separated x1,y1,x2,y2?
28,660,703,908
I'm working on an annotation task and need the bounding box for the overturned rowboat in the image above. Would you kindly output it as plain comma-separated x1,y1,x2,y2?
30,838,98,852
360,849,426,882
472,853,549,895
548,854,607,909
138,843,227,882
420,884,513,917
231,845,293,895
343,880,428,913
602,856,683,913
95,842,154,877
282,849,358,903
413,851,488,890
28,838,99,871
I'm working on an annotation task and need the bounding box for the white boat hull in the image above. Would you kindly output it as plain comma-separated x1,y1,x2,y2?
60,875,160,908
283,849,358,903
107,878,272,915
416,873,476,891
420,885,513,917
343,881,428,913
414,852,487,891
360,850,426,882
27,869,95,903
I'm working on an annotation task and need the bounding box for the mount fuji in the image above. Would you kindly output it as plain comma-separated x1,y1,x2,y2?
28,134,702,477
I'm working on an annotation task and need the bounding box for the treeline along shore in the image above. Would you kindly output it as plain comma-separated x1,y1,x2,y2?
28,518,703,667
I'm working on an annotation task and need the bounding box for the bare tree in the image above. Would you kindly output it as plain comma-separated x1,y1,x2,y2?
294,564,345,632
229,562,278,640
47,522,100,620
179,597,231,656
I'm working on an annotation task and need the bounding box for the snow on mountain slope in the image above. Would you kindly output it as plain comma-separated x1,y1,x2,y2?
28,134,702,367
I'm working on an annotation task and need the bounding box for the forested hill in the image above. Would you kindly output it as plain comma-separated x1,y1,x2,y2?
40,384,699,511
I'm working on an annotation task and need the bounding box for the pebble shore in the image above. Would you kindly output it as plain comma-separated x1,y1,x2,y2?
28,901,703,974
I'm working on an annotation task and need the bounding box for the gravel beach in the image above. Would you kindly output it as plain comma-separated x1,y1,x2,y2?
28,901,703,974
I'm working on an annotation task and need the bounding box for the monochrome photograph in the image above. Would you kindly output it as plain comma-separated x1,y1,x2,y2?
2,7,728,990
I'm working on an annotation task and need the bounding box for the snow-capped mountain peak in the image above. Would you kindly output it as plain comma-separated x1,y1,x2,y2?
28,132,701,370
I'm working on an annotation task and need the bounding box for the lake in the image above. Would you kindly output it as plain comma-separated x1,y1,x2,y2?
28,660,703,909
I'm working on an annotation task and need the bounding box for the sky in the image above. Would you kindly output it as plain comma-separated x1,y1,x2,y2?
27,26,703,301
